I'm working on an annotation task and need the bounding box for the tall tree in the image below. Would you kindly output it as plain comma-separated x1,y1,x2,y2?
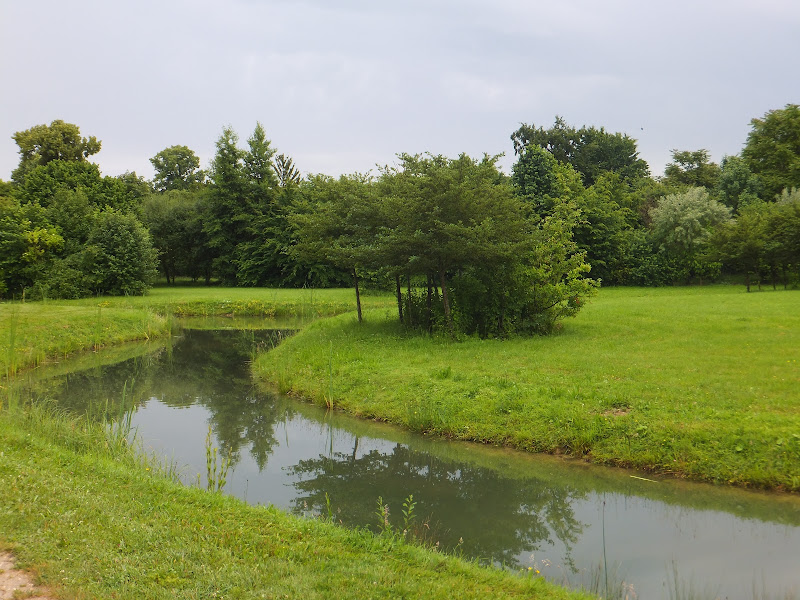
715,155,763,213
149,145,205,192
205,126,248,284
291,173,380,321
11,120,101,184
273,154,301,188
742,104,800,199
511,116,649,186
662,149,721,190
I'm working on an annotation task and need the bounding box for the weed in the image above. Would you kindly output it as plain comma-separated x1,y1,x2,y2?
205,425,231,493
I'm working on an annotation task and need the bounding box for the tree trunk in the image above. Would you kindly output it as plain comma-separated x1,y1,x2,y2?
353,268,362,323
426,274,433,334
406,273,413,327
745,271,751,293
438,267,453,334
395,274,404,324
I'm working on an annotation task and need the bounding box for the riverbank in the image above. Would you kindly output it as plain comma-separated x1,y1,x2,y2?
0,405,590,600
1,303,168,377
254,285,800,491
1,287,391,377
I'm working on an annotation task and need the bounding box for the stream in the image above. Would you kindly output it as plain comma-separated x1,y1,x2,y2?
14,326,800,600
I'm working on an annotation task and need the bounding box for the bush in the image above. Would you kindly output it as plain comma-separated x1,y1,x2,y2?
88,210,159,296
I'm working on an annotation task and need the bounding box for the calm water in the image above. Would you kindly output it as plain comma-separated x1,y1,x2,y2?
16,327,800,599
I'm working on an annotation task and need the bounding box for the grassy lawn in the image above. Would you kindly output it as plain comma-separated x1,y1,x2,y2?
254,285,800,490
0,405,590,600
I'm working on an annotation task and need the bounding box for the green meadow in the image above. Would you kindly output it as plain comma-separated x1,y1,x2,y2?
254,285,800,490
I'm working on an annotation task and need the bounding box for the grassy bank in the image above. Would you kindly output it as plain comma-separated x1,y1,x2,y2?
0,405,590,600
1,286,391,377
68,286,395,318
1,303,168,377
254,285,800,490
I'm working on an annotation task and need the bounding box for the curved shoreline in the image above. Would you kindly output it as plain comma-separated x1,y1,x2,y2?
253,288,800,492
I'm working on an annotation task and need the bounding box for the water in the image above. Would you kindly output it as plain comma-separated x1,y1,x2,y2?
16,327,800,599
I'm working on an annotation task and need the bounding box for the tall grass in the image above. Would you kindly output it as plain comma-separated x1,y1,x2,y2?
0,302,169,376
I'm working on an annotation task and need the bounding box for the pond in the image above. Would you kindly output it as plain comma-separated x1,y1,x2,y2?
14,326,800,600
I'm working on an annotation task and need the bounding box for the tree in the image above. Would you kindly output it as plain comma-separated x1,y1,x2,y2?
649,187,731,282
710,203,768,292
243,123,278,188
12,120,101,184
381,153,596,336
273,154,301,188
0,198,63,298
511,144,560,214
572,173,636,284
86,209,159,295
149,145,205,192
742,104,800,199
291,173,381,321
662,149,720,190
715,155,763,213
205,126,249,284
510,116,649,186
141,190,207,283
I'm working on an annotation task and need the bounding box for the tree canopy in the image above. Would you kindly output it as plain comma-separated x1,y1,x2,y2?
742,104,800,199
510,116,649,186
12,120,101,184
150,145,205,192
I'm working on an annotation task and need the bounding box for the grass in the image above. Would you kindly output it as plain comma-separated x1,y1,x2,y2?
66,285,395,318
254,285,800,490
1,302,168,377
0,286,392,377
0,403,591,600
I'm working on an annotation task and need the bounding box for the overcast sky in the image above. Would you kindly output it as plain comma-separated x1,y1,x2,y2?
1,1,799,182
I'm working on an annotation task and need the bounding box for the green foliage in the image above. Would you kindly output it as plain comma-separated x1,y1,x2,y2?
86,209,159,296
710,191,800,290
140,189,209,283
511,144,560,211
742,103,800,199
15,159,140,212
149,145,205,192
715,155,763,213
273,153,301,187
0,199,63,298
662,149,721,190
648,187,731,282
11,119,101,184
511,116,649,186
205,126,248,284
571,173,636,284
292,153,596,336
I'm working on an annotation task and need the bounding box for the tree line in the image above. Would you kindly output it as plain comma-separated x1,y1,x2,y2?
1,105,799,335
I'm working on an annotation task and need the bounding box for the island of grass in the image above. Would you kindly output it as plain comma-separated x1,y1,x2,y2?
253,285,800,491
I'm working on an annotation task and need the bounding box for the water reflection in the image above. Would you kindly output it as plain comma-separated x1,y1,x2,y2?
288,441,585,566
15,328,800,600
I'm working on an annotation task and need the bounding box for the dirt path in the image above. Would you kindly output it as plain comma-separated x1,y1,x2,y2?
0,552,55,600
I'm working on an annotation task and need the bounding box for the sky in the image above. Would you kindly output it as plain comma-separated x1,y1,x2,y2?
1,0,799,182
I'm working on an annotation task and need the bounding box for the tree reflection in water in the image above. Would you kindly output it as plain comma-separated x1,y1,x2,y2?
287,439,586,569
19,329,295,471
